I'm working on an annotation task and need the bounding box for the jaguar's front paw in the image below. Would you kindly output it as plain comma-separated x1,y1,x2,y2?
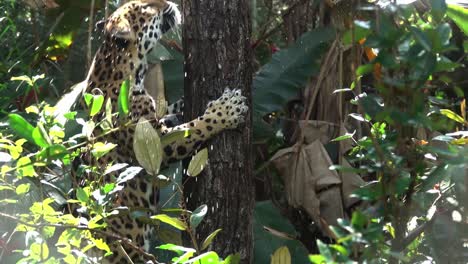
204,88,248,129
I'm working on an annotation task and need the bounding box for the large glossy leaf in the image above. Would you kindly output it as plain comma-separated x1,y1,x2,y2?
253,27,335,115
447,4,468,36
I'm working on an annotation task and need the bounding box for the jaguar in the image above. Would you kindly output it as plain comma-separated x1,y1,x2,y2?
80,0,248,262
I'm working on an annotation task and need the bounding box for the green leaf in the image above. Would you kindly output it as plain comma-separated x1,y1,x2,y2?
356,64,374,77
8,114,35,145
90,94,104,117
201,228,222,250
309,255,327,264
133,118,163,175
76,187,89,203
16,183,30,195
11,75,33,86
447,4,468,36
430,0,447,22
32,123,50,148
410,27,432,51
91,142,117,159
439,109,465,123
37,145,70,164
190,204,208,229
118,79,130,117
30,242,49,260
83,93,93,107
351,211,367,230
157,243,196,254
187,148,208,177
151,214,187,231
16,157,36,177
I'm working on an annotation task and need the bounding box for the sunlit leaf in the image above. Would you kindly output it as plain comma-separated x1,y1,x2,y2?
151,214,187,231
91,142,117,159
201,228,222,250
439,109,465,123
447,4,468,36
118,79,130,117
16,183,30,195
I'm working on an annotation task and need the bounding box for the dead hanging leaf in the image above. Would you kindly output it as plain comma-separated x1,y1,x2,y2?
187,148,208,177
270,246,291,264
133,117,163,175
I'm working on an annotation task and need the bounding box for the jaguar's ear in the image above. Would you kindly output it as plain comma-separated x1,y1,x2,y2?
95,19,106,32
104,17,136,42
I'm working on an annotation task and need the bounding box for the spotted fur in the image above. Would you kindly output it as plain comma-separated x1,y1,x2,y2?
81,1,248,263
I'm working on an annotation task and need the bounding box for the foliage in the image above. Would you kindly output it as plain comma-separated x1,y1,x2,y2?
1,0,467,263
309,1,468,263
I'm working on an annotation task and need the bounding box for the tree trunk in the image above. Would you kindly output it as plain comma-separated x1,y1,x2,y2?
181,0,254,263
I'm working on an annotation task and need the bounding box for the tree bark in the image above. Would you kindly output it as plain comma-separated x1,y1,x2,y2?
182,0,254,263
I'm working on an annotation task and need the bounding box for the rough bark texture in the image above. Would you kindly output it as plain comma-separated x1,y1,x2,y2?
182,1,254,263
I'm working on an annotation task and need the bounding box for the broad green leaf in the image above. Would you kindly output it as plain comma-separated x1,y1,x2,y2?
118,79,130,117
439,109,465,123
151,214,187,231
253,27,335,116
447,4,468,36
90,94,104,117
76,187,89,203
8,114,35,145
270,246,291,264
201,228,222,250
187,148,208,177
133,118,163,175
91,142,117,159
190,204,208,229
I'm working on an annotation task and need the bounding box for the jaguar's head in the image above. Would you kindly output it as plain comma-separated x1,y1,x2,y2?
102,0,181,53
